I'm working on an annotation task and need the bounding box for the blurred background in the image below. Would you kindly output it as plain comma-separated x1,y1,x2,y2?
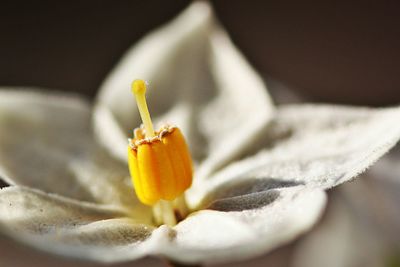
1,0,400,105
1,1,400,266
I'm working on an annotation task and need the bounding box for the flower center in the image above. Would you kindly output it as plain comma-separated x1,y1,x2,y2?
128,79,193,226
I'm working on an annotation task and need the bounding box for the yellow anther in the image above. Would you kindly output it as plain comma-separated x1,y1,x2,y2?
128,80,193,207
128,127,193,206
131,79,155,138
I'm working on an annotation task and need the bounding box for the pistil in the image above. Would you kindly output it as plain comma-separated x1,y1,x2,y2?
131,80,155,138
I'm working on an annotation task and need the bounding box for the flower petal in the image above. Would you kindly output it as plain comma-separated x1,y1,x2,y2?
0,186,153,262
150,186,326,264
0,89,149,215
194,104,400,203
0,233,161,267
0,184,323,264
93,2,274,178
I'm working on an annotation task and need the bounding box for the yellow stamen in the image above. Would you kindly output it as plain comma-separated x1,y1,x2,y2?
131,79,155,138
128,79,193,226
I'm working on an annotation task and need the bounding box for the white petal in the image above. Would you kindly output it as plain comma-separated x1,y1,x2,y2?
0,89,149,214
0,186,154,262
153,186,326,264
0,171,324,265
196,24,274,179
2,185,321,265
0,233,161,267
195,104,400,203
93,2,274,178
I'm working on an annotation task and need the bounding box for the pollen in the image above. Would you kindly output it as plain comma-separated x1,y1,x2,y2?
128,80,193,206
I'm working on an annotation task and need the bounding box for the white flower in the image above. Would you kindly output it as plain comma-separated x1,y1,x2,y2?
0,2,400,265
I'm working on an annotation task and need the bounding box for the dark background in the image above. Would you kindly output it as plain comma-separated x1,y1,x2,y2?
1,0,400,105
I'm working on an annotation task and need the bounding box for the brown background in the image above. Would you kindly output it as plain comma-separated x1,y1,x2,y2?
1,0,399,105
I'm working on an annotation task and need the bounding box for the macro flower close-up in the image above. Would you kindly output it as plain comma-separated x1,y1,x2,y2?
1,2,400,267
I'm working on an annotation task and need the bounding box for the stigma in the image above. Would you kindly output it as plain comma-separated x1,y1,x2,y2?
127,80,193,225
